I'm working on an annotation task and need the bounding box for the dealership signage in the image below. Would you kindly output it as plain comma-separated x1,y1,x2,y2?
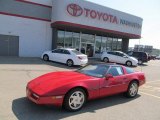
67,3,141,29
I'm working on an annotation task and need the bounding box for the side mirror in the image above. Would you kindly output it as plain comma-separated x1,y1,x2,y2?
105,74,113,80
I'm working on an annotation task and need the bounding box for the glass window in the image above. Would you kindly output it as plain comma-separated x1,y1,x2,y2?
57,31,65,48
81,33,95,43
106,37,112,51
101,37,107,52
65,31,72,48
117,39,122,51
63,50,70,54
73,32,80,51
77,64,109,78
108,66,123,76
126,67,135,74
95,36,102,54
112,38,118,51
71,50,82,55
53,49,63,53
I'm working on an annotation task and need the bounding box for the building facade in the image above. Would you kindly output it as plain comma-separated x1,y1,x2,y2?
0,0,143,57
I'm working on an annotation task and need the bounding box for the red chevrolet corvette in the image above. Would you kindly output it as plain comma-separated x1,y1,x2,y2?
26,64,145,111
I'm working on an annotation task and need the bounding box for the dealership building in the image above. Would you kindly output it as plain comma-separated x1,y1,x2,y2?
0,0,143,57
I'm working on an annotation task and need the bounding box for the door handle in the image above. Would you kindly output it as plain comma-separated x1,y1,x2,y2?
123,78,127,80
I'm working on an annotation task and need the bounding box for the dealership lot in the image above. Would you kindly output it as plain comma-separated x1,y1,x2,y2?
0,57,160,120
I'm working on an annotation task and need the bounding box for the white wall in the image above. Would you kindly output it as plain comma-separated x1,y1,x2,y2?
25,0,52,6
0,14,52,57
52,0,143,36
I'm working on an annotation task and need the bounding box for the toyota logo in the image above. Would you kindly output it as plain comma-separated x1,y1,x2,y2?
67,4,83,17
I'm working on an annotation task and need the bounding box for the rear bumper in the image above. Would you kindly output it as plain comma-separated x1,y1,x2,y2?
26,88,64,107
75,59,88,66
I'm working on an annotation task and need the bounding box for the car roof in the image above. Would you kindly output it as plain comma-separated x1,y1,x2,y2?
88,63,123,67
54,48,75,51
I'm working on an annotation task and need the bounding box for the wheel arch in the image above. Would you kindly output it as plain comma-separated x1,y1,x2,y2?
129,79,139,86
64,86,89,100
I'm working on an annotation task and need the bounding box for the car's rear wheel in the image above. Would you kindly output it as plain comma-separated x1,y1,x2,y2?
67,59,74,67
126,81,138,98
126,61,132,66
43,54,49,61
103,57,109,63
63,88,87,111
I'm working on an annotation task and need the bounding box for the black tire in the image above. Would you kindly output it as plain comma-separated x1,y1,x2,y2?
43,54,49,61
126,61,132,66
126,81,139,98
67,59,74,67
103,57,109,63
63,88,87,112
138,60,143,65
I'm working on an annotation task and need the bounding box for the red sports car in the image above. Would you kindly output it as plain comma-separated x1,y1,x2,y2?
26,64,145,111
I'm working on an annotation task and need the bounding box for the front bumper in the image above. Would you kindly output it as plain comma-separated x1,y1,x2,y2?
26,88,64,107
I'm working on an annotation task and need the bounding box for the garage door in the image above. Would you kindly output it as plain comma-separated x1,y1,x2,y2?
0,34,19,56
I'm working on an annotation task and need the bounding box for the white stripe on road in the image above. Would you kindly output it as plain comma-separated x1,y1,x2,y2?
140,91,160,99
146,80,160,83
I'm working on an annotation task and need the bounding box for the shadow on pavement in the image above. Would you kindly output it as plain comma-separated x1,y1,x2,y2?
12,94,140,120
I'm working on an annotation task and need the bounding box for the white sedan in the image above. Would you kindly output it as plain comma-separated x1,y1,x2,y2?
101,51,138,66
41,48,88,66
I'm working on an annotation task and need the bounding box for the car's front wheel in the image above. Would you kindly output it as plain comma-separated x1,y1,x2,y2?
63,88,87,111
43,54,49,61
103,57,109,63
126,81,139,98
126,61,132,66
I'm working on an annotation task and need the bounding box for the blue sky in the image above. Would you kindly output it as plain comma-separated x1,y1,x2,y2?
87,0,160,49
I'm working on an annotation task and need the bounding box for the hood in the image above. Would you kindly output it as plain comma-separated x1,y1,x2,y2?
129,56,138,62
27,71,93,96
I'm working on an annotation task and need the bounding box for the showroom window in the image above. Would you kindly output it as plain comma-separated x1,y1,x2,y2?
95,36,102,54
106,37,112,51
72,32,80,51
57,31,65,48
65,31,72,48
112,38,118,51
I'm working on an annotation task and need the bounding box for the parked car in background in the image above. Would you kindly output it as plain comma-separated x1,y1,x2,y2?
156,55,160,60
26,63,145,111
127,51,149,64
101,51,138,66
41,48,88,66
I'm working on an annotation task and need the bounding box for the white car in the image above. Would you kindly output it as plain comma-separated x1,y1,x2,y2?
101,51,138,66
41,48,88,66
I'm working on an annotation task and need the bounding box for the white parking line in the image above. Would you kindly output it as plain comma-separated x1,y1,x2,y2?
140,91,160,99
146,80,160,83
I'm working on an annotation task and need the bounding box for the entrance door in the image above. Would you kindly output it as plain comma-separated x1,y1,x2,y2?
0,34,19,56
81,43,94,57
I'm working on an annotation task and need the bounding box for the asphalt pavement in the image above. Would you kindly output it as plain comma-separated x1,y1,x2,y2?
0,57,160,120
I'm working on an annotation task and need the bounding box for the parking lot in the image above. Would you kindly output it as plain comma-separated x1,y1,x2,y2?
0,57,160,120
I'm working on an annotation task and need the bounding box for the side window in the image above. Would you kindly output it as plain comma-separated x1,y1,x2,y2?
117,52,124,57
108,66,124,76
126,67,134,74
63,50,70,55
52,49,60,53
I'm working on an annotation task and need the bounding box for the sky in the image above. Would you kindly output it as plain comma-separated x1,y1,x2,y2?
87,0,160,49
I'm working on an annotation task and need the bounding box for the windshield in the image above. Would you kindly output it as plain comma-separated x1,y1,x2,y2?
71,50,82,55
76,65,109,78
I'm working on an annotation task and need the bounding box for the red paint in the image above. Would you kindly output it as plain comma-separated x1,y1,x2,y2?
51,21,141,38
67,3,83,17
67,3,118,24
26,65,145,107
15,0,52,8
0,12,51,22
